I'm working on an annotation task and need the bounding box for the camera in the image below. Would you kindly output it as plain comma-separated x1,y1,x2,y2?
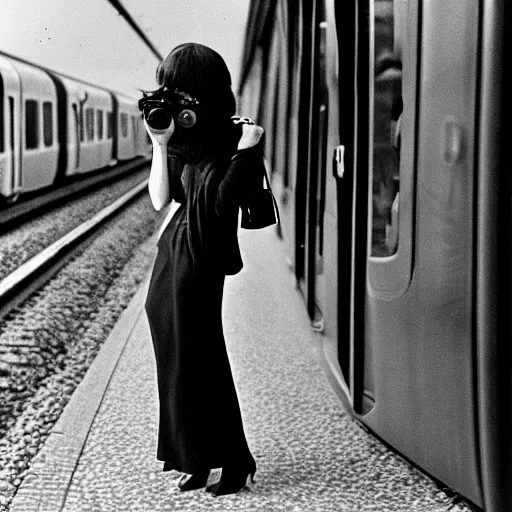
138,88,201,130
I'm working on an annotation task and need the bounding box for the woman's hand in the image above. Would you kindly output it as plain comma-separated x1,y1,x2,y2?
143,117,175,147
237,124,264,150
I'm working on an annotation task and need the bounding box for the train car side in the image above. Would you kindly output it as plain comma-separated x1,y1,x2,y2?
0,51,148,202
60,79,115,175
239,1,512,511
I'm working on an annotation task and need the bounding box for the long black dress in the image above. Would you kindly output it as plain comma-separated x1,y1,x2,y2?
145,147,258,475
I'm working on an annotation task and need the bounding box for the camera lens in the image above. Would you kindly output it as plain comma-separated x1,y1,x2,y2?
177,109,196,129
146,107,173,130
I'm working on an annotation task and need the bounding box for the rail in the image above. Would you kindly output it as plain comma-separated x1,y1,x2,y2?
0,179,148,321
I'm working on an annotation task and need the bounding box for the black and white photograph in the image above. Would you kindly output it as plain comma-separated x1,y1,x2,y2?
0,1,510,511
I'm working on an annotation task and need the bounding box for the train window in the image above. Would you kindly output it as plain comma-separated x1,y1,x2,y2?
121,113,128,137
131,116,137,139
25,100,39,150
367,0,417,299
370,1,402,257
43,102,53,147
107,112,113,139
97,109,104,140
86,108,94,141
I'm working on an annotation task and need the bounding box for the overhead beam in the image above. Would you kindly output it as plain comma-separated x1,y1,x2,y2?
106,0,164,61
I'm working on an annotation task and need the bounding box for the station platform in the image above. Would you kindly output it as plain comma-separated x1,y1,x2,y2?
10,227,469,512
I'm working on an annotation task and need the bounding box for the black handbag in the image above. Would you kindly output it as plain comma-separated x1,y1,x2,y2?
241,162,280,230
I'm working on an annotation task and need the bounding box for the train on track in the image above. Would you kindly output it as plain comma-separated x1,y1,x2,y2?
0,51,148,203
239,1,511,511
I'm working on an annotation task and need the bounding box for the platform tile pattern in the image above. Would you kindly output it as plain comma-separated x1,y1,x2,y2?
59,229,472,512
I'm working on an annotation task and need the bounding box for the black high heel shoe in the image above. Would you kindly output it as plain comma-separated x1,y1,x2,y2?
206,461,257,497
178,471,210,492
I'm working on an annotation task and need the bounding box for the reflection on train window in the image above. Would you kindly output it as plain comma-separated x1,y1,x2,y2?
107,112,113,139
371,0,402,257
121,113,128,138
97,109,104,140
25,100,39,150
43,102,53,147
86,108,95,141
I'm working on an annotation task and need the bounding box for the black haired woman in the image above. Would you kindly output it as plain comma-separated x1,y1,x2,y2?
143,43,261,496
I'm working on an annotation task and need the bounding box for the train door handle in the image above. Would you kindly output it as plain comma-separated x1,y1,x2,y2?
443,118,464,164
333,145,345,179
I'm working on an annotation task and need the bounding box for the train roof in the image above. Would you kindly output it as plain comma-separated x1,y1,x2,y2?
0,49,139,101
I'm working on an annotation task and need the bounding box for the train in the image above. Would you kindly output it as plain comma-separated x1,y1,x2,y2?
0,51,148,203
238,1,511,511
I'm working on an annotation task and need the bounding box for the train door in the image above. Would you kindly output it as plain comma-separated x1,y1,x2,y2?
316,0,357,391
7,98,20,197
282,2,302,271
1,70,7,196
334,0,498,508
268,1,293,247
14,61,59,192
71,102,80,172
301,0,330,325
76,92,86,171
108,93,118,164
293,0,314,292
0,56,22,200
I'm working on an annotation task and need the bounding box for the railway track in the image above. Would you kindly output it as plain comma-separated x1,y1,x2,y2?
0,157,149,232
0,179,149,322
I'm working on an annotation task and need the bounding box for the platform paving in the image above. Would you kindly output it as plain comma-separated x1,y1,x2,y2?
10,228,472,512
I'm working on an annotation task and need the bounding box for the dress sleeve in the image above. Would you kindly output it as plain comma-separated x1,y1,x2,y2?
215,148,263,216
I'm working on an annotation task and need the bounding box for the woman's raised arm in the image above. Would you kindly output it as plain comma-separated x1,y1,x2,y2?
144,118,175,211
216,124,265,215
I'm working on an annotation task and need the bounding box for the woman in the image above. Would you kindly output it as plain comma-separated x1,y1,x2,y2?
143,43,261,497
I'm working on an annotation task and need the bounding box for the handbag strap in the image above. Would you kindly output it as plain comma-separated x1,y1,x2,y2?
261,160,281,225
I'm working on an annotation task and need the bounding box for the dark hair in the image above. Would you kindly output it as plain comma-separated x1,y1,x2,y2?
154,43,237,162
156,43,236,117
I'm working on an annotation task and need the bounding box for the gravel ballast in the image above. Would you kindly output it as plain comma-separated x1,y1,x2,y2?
0,192,162,510
0,168,150,282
